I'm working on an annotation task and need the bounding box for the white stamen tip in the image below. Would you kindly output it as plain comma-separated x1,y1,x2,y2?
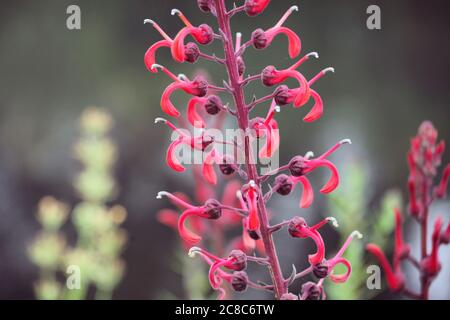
178,74,188,81
304,151,314,159
324,67,335,74
249,180,256,188
326,217,339,228
143,19,154,25
236,190,243,198
351,230,363,239
151,63,163,70
236,32,242,37
308,52,319,59
171,9,181,16
154,117,167,124
274,106,281,113
340,138,352,145
156,191,169,199
188,246,201,258
290,5,299,12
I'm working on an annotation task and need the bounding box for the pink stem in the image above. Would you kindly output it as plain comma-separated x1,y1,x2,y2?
214,0,286,299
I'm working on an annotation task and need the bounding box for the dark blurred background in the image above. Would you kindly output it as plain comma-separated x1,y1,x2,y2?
0,0,449,299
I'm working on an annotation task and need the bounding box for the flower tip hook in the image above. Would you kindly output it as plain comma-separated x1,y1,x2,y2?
154,117,167,124
289,5,299,13
308,52,319,59
323,67,335,74
351,230,363,239
143,19,154,25
340,138,352,145
171,8,181,16
151,63,164,71
188,246,201,258
156,191,169,199
326,217,339,228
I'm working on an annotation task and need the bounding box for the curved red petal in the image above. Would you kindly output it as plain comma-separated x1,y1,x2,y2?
171,27,193,62
329,258,352,283
298,176,314,208
310,159,339,194
308,229,325,265
156,209,179,229
366,244,404,291
178,208,204,244
270,27,301,58
166,138,186,172
202,149,218,185
209,260,228,289
247,191,260,231
161,82,182,117
221,180,242,207
187,97,206,128
303,89,323,122
144,40,172,73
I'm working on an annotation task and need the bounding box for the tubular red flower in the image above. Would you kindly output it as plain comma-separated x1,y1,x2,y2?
306,159,339,194
366,244,404,292
187,97,207,128
172,25,214,62
244,0,271,16
302,89,323,122
167,138,187,172
203,148,219,185
421,217,443,277
290,175,314,208
178,208,208,244
243,182,260,231
144,40,172,73
393,209,410,269
436,164,450,198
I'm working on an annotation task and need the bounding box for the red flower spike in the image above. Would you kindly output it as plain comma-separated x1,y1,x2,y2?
393,209,410,268
243,181,260,231
251,6,301,58
366,244,405,292
244,0,271,16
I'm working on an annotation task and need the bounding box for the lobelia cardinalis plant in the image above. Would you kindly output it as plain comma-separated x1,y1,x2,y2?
147,0,361,300
366,121,450,300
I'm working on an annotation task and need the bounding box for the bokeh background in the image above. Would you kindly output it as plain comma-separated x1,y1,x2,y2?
0,0,449,299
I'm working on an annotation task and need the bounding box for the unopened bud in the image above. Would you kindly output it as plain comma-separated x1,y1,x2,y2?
184,42,200,63
288,156,307,177
312,263,329,278
204,199,222,219
251,28,268,50
274,174,293,196
231,271,248,292
204,95,222,115
228,250,247,271
301,282,322,300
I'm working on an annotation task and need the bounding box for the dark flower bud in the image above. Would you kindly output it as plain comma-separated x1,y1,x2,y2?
261,66,276,86
228,250,247,271
204,95,222,115
274,85,292,106
184,42,200,63
231,271,249,292
219,156,236,175
312,263,329,279
204,199,222,219
197,0,214,12
288,216,306,238
280,293,299,300
248,229,261,240
192,76,208,97
288,156,307,177
251,28,268,50
237,57,246,77
197,24,214,45
274,174,293,196
301,282,322,300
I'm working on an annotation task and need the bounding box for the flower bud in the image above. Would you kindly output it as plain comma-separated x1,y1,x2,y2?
184,43,200,63
228,250,247,271
288,156,307,177
312,263,329,279
231,271,248,292
274,85,292,106
204,199,222,219
274,174,293,196
251,28,268,50
288,216,306,238
248,229,261,240
237,57,246,77
197,0,214,12
197,24,214,45
300,282,322,300
204,95,222,115
192,76,208,97
280,293,299,300
261,66,276,86
219,156,236,175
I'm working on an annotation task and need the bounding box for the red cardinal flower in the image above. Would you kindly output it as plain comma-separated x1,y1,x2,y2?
288,216,339,265
171,9,214,62
154,65,208,117
421,217,443,278
250,103,280,159
244,0,271,16
242,181,260,231
157,192,222,244
251,6,301,58
187,95,223,128
274,67,334,122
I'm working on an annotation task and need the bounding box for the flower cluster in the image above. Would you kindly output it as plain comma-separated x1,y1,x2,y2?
366,121,450,299
148,0,360,299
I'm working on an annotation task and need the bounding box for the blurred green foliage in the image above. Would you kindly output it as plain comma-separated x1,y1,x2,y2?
326,162,402,299
28,108,127,300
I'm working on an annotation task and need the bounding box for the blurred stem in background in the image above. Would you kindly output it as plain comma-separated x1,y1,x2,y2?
326,162,402,299
28,108,127,300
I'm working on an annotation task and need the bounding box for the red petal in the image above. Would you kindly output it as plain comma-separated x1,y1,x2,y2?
221,180,242,207
171,27,193,62
308,229,325,265
366,244,404,291
303,89,323,122
258,122,280,159
310,159,339,194
166,138,186,172
187,97,206,128
202,149,218,185
247,191,260,231
269,27,301,58
209,260,228,289
156,209,178,229
298,176,314,208
161,82,183,117
178,208,205,244
329,258,352,283
144,40,171,73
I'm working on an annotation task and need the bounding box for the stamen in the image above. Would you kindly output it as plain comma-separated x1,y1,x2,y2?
144,19,172,41
289,51,319,70
308,67,335,86
264,106,280,125
351,230,363,239
317,138,351,160
151,64,180,82
304,151,314,159
157,191,195,209
171,9,193,27
326,217,339,228
249,180,257,188
335,230,363,258
274,5,299,28
340,138,352,145
235,32,242,53
188,246,202,258
154,117,183,133
177,73,189,81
